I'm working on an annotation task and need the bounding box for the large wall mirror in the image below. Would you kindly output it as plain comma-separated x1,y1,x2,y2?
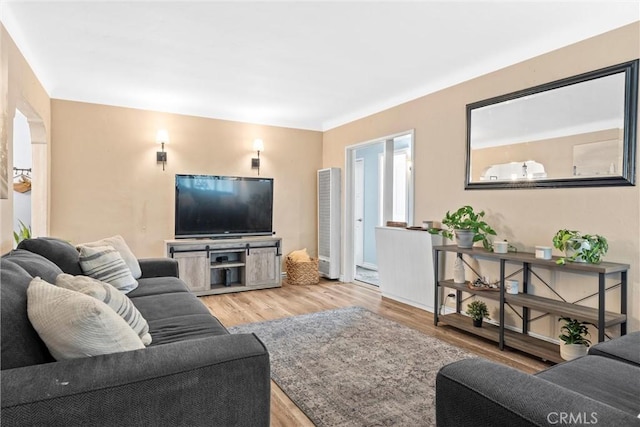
466,60,638,189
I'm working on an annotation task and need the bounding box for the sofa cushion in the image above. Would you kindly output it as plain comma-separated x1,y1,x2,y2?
78,245,138,293
148,314,229,346
536,355,640,416
2,249,63,283
588,332,640,367
0,259,54,369
78,235,142,279
27,277,145,360
130,292,211,322
126,276,189,298
17,237,83,275
56,273,152,345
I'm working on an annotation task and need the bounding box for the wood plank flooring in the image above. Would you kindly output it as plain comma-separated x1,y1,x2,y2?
200,279,553,427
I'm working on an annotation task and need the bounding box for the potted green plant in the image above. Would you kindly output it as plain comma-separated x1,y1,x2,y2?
558,317,592,360
552,229,608,265
466,300,490,327
429,205,496,249
13,220,31,246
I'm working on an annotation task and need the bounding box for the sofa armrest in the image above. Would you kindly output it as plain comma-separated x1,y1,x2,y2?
1,333,270,427
436,358,640,427
138,257,179,278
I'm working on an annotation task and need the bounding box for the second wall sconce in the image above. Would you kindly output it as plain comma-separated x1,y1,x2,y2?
252,138,264,175
156,129,169,171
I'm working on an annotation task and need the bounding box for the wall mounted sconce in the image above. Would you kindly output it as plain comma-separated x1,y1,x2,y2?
156,129,169,171
252,138,264,175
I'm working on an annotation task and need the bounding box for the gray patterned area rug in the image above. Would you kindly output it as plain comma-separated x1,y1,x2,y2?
229,306,472,426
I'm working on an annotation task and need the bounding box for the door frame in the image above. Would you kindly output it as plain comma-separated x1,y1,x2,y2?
343,129,414,283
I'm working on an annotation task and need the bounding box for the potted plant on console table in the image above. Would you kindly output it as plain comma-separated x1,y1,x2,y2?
558,317,592,360
466,300,490,327
429,205,496,249
552,229,608,265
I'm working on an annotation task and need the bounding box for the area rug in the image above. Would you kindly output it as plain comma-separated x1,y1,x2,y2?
229,306,473,426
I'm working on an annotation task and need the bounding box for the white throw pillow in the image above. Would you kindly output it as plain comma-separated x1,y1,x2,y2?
27,277,145,360
77,245,138,293
56,273,152,345
78,235,142,279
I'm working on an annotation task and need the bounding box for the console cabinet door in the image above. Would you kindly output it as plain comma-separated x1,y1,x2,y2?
245,247,280,287
173,251,210,292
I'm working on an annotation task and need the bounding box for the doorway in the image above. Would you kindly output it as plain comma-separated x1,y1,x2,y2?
345,130,414,285
12,109,32,246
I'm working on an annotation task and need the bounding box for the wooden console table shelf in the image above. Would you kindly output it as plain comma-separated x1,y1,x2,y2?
433,245,628,363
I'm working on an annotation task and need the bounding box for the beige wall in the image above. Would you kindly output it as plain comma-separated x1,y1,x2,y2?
323,22,640,332
50,100,323,258
0,24,51,253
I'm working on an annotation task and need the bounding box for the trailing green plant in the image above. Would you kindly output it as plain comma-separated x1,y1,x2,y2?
13,220,31,246
429,205,496,250
552,229,608,265
465,300,490,321
558,317,592,347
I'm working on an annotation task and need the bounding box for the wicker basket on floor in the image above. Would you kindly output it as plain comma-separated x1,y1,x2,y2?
286,256,320,285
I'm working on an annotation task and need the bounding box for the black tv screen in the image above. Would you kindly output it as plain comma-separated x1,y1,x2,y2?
175,174,274,239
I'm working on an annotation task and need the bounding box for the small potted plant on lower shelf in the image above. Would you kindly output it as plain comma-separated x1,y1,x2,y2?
552,229,608,265
558,317,592,361
466,300,490,327
429,205,496,250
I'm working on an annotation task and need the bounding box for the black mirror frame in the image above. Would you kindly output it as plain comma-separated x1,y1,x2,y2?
465,59,638,190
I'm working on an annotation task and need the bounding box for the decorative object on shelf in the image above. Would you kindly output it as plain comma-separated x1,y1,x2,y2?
156,129,169,171
387,221,407,228
558,317,592,361
466,300,490,327
251,138,264,175
421,220,434,230
428,205,496,249
453,257,465,283
505,279,519,294
535,245,553,260
467,277,500,291
493,240,508,254
552,229,608,265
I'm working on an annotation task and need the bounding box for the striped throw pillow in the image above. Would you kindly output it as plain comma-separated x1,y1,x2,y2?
27,277,145,360
56,273,151,345
78,245,138,293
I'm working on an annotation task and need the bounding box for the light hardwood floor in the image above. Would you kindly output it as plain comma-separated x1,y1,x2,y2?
200,279,553,427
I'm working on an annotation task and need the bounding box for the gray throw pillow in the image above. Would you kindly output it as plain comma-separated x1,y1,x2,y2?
27,277,145,360
56,273,151,345
78,235,142,279
77,245,138,293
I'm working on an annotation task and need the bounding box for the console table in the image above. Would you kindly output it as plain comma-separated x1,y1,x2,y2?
433,245,628,363
165,237,282,296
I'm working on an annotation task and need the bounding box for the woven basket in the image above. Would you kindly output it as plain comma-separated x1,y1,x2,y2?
286,256,320,285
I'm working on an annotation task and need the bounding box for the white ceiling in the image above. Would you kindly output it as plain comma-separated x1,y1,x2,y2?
1,1,638,131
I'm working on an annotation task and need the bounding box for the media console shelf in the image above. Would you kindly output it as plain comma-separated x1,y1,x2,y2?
166,237,282,296
433,245,628,363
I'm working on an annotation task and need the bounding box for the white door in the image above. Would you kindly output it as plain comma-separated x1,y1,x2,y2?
354,159,365,266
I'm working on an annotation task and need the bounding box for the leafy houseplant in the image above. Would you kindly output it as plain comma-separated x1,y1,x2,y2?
429,205,496,250
552,229,608,265
466,300,490,327
558,317,592,360
13,220,31,246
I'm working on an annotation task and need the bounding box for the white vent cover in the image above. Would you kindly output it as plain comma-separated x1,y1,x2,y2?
317,167,341,279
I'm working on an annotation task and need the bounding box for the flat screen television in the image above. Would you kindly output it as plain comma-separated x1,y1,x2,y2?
175,174,274,239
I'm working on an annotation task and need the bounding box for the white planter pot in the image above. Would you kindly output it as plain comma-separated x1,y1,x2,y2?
454,229,475,249
565,239,590,263
560,343,588,361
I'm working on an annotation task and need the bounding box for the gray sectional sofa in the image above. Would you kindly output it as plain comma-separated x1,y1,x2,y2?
436,332,640,427
1,237,270,426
